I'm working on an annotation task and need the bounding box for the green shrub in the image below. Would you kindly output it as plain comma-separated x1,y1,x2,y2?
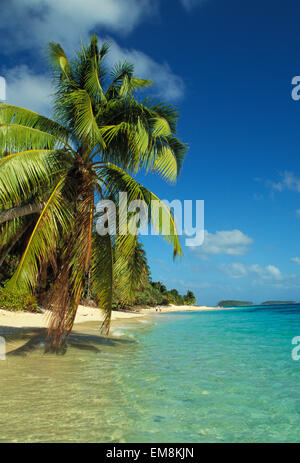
183,290,197,305
0,288,39,312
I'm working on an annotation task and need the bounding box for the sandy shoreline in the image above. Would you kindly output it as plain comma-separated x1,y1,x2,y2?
0,304,235,333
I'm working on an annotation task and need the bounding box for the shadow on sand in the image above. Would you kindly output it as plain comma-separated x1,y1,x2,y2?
3,327,137,356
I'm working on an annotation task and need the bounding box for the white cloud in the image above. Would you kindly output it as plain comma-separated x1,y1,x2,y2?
270,171,300,193
218,262,248,278
291,257,300,265
1,0,156,50
251,264,282,280
220,262,288,282
192,229,253,256
0,0,184,102
5,65,52,115
296,209,300,218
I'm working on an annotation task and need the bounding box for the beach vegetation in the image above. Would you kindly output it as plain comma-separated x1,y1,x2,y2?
0,287,38,312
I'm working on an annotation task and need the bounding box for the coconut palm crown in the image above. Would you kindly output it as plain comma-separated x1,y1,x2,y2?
0,36,187,348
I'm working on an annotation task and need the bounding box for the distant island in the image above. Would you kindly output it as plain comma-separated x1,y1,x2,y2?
218,300,298,307
218,300,253,307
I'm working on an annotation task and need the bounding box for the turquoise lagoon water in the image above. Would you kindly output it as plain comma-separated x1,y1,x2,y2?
1,305,300,442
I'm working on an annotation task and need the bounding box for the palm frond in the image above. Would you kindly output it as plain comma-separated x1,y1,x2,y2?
100,118,149,171
83,35,108,104
6,176,72,292
48,42,74,81
152,145,178,183
66,90,105,147
0,124,59,154
164,135,187,177
97,162,182,257
143,99,179,133
130,78,153,90
151,116,171,137
114,236,149,305
0,104,70,140
99,41,110,60
0,150,63,207
85,59,107,103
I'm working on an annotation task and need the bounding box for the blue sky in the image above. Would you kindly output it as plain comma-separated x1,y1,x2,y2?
1,0,300,305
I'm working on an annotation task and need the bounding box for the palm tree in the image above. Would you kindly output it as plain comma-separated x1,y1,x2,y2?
0,36,187,349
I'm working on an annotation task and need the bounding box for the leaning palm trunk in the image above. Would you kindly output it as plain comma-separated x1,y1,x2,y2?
46,178,94,348
0,36,187,349
0,202,45,224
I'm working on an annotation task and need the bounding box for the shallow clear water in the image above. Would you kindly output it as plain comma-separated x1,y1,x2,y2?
1,306,300,442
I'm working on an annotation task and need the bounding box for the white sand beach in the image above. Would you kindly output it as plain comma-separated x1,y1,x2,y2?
0,304,235,331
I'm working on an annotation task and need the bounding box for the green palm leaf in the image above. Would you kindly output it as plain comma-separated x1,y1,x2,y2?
0,150,62,207
152,145,178,183
0,124,59,154
85,55,107,104
6,177,72,292
66,90,105,147
97,162,182,257
0,104,70,140
48,42,74,81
